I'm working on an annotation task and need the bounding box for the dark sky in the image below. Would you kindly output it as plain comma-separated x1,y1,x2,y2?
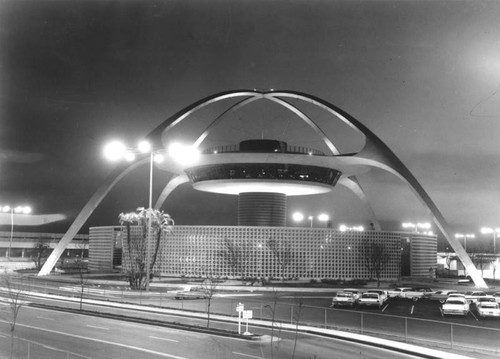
1,0,499,250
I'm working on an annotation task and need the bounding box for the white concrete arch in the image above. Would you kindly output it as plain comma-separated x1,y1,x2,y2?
40,90,484,287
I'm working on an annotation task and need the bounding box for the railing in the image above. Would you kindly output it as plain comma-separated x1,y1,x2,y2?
201,144,325,156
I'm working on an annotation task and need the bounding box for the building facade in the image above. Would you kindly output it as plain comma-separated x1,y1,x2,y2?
0,231,88,259
89,225,437,280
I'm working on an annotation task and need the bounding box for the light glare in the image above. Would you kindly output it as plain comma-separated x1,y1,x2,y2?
292,212,304,222
103,141,126,161
318,213,329,222
168,143,200,165
138,140,151,153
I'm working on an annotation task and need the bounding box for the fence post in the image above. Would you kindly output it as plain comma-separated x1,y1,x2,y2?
360,312,363,333
261,303,263,320
405,317,408,342
450,323,454,349
324,308,327,329
290,304,294,324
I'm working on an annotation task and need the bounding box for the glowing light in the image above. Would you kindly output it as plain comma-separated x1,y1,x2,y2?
168,143,200,165
103,141,126,161
318,213,329,222
292,212,304,222
138,140,152,153
124,151,136,162
153,154,164,163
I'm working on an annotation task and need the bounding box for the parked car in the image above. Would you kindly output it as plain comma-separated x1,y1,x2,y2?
389,287,431,301
493,292,500,304
429,290,458,303
442,297,469,316
357,292,384,308
465,291,488,304
388,287,413,298
174,287,209,300
366,289,389,303
476,297,500,318
341,288,361,301
330,291,356,308
448,292,466,299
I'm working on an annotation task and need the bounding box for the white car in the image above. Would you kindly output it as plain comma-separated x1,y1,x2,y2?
476,297,500,318
366,289,389,303
493,292,500,304
357,292,384,308
465,291,488,304
442,297,469,316
330,291,356,308
342,288,361,301
174,287,209,300
388,287,413,298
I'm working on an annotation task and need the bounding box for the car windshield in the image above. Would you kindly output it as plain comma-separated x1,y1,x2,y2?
363,294,378,298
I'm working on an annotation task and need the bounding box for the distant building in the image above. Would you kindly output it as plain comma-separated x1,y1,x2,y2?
0,231,88,270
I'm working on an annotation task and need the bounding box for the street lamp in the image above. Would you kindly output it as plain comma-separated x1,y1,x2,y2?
454,233,475,252
1,205,32,259
339,224,364,232
480,227,500,254
292,212,330,228
104,139,198,289
402,222,431,234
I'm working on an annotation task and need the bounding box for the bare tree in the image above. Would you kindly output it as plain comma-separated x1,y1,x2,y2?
119,208,174,290
0,273,25,359
32,240,51,270
267,238,294,281
75,258,89,310
469,248,495,278
264,288,283,359
361,240,390,288
218,237,243,277
201,276,218,328
291,296,305,359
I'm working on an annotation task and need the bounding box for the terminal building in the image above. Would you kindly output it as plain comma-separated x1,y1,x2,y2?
88,137,437,280
45,90,475,284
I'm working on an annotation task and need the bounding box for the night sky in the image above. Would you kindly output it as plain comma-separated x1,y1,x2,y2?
1,0,500,251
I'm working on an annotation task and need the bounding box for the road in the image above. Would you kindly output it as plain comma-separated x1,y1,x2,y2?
4,277,499,357
0,303,427,359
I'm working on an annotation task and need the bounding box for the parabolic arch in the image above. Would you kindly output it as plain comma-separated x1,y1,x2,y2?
37,90,487,289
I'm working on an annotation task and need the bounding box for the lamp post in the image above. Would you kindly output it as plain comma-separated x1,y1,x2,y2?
454,233,475,252
292,212,330,228
339,224,364,232
104,139,198,290
1,205,32,259
480,227,500,254
402,222,432,234
104,140,164,290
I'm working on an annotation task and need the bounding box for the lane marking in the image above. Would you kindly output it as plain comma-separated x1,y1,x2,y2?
37,316,55,321
232,352,265,359
86,324,110,330
410,305,414,315
149,335,179,343
0,319,187,359
381,304,388,312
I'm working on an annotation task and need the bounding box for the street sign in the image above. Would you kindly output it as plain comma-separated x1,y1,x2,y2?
236,303,244,312
242,310,253,319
